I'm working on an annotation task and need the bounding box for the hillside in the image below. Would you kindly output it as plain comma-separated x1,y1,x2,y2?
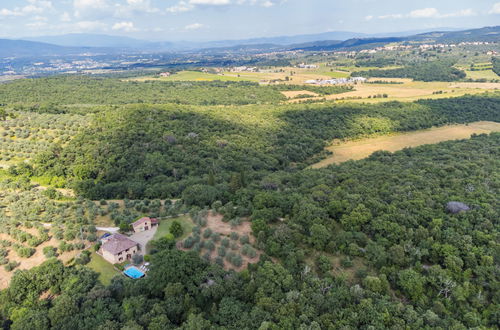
0,39,91,58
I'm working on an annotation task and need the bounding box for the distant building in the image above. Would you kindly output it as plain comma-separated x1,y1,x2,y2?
100,233,139,264
298,63,319,69
160,72,171,77
305,77,366,85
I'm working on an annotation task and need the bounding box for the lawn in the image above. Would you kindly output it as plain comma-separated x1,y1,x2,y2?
87,252,120,285
153,215,194,241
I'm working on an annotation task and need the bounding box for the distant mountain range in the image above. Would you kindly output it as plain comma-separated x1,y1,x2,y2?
290,26,500,51
1,26,498,58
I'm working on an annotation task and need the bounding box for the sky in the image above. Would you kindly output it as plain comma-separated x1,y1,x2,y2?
0,0,499,41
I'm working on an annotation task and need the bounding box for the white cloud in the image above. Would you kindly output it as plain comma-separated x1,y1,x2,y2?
75,20,107,31
0,0,53,18
167,0,281,13
365,15,373,21
489,2,500,14
378,7,476,20
409,8,439,18
0,8,23,17
261,1,274,8
112,21,137,32
60,12,72,22
189,0,231,4
184,22,204,30
73,0,110,18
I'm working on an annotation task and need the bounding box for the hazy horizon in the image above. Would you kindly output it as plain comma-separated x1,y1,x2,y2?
0,0,499,41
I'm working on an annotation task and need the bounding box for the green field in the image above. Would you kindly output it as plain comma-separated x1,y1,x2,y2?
464,69,500,80
153,215,194,241
87,252,120,285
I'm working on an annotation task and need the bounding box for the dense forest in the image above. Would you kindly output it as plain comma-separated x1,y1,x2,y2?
0,76,349,108
493,57,500,76
29,95,500,199
352,61,466,81
0,133,498,329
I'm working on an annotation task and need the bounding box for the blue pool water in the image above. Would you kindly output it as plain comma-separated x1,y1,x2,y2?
123,266,145,279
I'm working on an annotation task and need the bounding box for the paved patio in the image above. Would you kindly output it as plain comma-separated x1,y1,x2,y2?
129,226,158,255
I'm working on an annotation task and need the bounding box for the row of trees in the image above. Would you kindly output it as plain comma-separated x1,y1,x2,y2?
352,60,467,81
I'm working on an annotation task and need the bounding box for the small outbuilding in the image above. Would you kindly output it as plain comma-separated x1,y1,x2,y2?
132,217,158,232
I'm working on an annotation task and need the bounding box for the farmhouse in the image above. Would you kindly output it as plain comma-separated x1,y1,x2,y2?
159,72,171,77
132,217,158,232
100,233,139,264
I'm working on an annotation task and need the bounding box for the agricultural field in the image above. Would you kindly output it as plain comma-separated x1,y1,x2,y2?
290,78,500,103
178,210,261,271
0,112,87,166
312,121,500,167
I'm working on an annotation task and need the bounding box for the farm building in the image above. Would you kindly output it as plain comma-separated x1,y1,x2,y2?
100,233,139,264
132,217,158,232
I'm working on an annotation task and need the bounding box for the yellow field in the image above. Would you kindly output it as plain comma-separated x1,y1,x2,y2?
311,121,500,168
291,79,500,104
129,64,353,85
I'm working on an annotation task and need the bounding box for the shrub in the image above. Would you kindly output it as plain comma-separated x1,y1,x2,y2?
217,246,226,257
221,238,230,247
341,257,353,268
215,256,224,267
230,232,239,241
4,261,20,272
43,246,58,258
205,240,215,251
132,254,143,265
239,235,250,244
170,220,184,238
183,237,195,248
203,228,213,239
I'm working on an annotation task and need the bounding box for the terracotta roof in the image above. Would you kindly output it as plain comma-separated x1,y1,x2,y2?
151,218,159,224
132,217,151,228
101,233,138,255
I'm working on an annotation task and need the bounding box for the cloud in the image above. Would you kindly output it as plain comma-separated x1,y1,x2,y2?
378,7,476,20
489,2,500,14
73,0,110,19
365,15,373,21
409,8,438,18
167,0,281,13
75,20,107,31
184,22,205,30
60,12,72,22
0,0,53,18
112,21,137,32
189,0,231,4
167,1,193,13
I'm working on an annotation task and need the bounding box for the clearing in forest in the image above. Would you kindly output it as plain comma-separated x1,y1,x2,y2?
311,121,500,168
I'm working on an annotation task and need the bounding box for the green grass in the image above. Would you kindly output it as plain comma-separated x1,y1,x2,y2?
464,69,500,80
87,252,120,285
153,215,194,241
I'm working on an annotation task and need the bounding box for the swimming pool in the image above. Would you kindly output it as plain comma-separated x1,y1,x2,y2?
123,266,145,279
